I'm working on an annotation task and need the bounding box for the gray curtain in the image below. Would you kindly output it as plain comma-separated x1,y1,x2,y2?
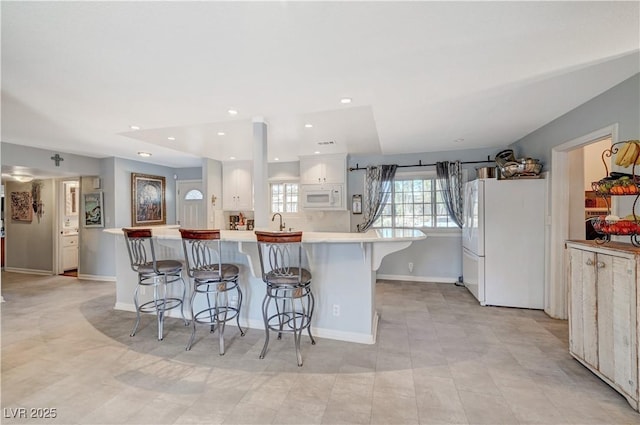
436,161,464,228
357,164,397,232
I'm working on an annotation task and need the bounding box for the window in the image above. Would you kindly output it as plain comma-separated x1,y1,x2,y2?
184,189,203,200
270,182,299,213
373,174,457,229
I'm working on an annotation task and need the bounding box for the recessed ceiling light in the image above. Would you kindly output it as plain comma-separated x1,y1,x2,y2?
340,97,352,104
229,156,236,160
138,152,152,157
130,125,140,130
167,136,176,141
217,132,225,136
228,109,238,115
304,123,313,128
11,173,33,183
314,151,321,154
274,157,280,161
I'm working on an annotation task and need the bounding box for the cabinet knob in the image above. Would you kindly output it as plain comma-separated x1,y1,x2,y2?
586,259,594,266
597,261,605,269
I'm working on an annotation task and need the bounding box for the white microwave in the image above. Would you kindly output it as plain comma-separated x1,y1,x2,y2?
301,184,343,210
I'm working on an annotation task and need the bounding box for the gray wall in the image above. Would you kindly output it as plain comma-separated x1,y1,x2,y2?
112,157,178,227
1,143,188,278
175,167,202,181
510,73,640,164
2,142,102,175
4,179,55,272
348,147,500,281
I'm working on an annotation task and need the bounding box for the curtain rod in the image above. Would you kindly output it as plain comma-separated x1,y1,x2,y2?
348,155,495,171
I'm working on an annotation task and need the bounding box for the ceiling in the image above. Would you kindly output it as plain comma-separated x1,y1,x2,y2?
1,1,639,170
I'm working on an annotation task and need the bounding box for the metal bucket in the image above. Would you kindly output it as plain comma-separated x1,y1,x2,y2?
476,166,496,179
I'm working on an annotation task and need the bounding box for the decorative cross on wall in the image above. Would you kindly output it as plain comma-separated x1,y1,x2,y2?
50,153,64,166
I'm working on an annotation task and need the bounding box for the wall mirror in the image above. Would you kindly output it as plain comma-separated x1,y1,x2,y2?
64,181,79,216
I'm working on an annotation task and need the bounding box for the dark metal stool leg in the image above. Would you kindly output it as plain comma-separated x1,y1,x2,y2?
130,285,141,337
186,287,198,350
236,283,245,336
259,291,271,359
307,288,316,345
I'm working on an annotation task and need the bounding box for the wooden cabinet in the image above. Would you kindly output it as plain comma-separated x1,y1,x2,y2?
223,161,253,211
300,154,346,185
62,234,78,271
567,241,639,410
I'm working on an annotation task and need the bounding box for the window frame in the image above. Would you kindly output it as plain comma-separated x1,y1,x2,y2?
269,179,301,216
370,170,463,233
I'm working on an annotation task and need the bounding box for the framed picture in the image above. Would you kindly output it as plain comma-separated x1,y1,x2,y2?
83,192,104,228
131,173,166,226
10,192,32,222
352,194,362,214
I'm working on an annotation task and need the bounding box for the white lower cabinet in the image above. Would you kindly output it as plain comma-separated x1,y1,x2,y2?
567,241,638,411
62,234,78,271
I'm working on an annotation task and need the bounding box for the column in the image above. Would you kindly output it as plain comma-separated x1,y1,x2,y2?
253,117,269,229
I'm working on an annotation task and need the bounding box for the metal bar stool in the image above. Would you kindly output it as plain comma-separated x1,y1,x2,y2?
179,229,245,355
255,231,315,366
122,228,188,341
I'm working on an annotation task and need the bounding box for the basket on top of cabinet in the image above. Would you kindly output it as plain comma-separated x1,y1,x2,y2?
590,140,640,246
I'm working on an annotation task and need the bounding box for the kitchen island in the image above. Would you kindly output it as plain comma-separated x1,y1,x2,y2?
105,227,426,344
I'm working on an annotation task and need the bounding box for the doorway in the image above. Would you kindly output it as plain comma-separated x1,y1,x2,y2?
58,179,79,277
176,180,205,228
548,124,618,319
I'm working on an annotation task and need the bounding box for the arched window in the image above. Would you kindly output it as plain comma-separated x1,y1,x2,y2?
184,189,204,200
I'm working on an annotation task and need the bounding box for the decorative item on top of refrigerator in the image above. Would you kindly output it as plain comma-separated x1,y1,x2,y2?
494,149,543,179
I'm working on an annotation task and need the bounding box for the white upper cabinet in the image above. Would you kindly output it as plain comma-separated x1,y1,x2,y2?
223,161,253,211
300,154,347,185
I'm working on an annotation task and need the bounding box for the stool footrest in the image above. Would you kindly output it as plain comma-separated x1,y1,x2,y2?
193,306,240,325
137,297,183,314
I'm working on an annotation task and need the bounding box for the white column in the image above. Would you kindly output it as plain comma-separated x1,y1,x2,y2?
253,117,269,229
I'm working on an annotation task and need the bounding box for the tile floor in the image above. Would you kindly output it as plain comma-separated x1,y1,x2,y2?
1,271,639,424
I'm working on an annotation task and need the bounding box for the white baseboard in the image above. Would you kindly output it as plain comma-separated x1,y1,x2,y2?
4,267,52,276
376,274,458,283
78,274,116,282
114,302,377,344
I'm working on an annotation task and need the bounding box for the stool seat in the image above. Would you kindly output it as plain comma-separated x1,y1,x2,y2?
179,228,245,355
193,264,240,281
137,260,183,275
265,268,312,286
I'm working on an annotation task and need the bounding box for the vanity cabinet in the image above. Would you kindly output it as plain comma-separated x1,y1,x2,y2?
566,241,639,411
223,161,253,211
300,154,346,185
62,234,78,271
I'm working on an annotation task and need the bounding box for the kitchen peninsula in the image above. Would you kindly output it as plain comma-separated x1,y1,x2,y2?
105,227,426,344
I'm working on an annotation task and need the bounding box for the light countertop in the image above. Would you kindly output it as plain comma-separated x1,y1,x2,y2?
104,226,426,244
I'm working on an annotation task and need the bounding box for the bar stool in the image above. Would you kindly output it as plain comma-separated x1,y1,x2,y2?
179,229,245,355
122,228,188,341
255,231,315,366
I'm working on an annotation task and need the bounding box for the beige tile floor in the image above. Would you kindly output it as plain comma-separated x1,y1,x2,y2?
2,271,639,425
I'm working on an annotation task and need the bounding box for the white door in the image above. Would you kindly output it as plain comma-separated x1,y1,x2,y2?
462,247,485,305
462,179,483,255
177,180,205,228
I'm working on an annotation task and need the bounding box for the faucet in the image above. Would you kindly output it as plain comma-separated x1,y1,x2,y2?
272,213,286,231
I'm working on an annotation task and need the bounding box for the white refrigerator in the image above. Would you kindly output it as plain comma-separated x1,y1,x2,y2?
462,178,545,309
